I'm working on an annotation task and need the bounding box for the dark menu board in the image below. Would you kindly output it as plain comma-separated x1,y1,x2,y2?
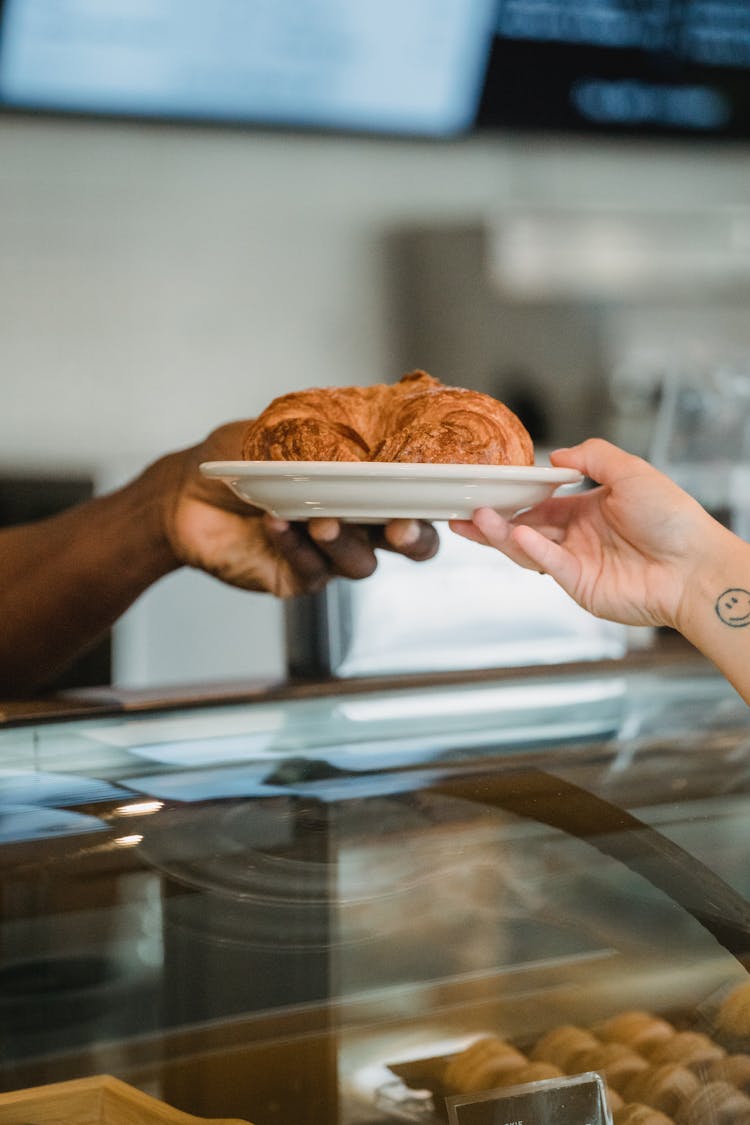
478,0,750,137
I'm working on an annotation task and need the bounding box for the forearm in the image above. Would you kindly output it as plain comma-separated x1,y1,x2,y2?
0,456,181,697
676,526,750,706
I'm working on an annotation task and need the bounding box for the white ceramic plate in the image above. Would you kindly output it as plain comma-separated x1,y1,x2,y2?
200,461,583,523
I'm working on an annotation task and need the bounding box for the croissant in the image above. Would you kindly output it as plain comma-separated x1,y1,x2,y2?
242,371,533,466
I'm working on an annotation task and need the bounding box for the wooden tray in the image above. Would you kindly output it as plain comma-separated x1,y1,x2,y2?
0,1076,252,1125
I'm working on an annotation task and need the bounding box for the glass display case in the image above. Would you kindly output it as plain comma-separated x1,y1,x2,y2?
1,651,750,1124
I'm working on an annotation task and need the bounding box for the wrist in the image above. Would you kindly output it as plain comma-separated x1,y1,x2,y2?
119,451,186,579
675,522,750,647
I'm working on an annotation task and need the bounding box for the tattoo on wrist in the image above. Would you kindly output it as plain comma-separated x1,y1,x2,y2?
716,588,750,628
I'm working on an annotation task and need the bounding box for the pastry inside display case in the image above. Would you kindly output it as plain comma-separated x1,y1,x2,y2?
365,1009,750,1122
1,658,750,1125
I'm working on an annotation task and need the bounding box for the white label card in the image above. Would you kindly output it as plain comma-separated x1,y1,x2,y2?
446,1072,611,1125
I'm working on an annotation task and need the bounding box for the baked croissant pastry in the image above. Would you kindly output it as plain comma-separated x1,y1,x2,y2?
242,370,533,465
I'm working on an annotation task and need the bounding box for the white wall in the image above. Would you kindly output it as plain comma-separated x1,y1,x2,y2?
1,116,749,686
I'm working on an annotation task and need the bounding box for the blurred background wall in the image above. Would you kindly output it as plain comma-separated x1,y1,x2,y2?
2,116,750,686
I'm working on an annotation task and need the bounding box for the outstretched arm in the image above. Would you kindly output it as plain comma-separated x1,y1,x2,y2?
0,421,437,697
451,438,750,705
0,458,177,697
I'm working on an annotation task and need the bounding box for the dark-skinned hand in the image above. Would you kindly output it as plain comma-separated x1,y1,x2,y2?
160,422,439,597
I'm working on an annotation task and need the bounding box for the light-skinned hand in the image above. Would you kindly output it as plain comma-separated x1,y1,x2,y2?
450,438,733,634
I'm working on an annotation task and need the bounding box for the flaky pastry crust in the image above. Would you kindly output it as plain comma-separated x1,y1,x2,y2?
241,371,533,465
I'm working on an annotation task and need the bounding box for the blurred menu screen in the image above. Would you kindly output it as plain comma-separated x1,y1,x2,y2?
0,0,497,136
0,0,749,138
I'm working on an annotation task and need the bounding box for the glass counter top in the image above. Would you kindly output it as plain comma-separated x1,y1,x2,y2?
0,657,749,1124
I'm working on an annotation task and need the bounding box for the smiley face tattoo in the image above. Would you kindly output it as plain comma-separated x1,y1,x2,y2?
716,588,750,628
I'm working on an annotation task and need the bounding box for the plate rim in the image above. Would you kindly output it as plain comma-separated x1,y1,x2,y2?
200,460,583,484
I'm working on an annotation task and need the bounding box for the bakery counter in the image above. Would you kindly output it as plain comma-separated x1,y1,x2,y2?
1,654,750,1124
0,628,699,725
